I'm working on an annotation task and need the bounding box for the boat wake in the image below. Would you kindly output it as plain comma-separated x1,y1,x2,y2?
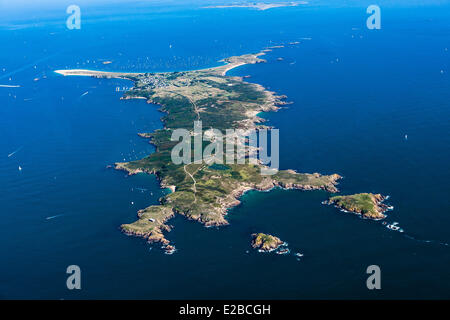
7,146,23,158
402,233,449,248
383,220,449,248
45,214,64,220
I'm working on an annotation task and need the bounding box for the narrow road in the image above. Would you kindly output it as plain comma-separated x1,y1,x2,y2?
185,94,200,121
167,90,200,121
184,164,198,203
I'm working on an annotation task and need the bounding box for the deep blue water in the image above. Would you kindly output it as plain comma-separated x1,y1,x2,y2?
0,2,449,299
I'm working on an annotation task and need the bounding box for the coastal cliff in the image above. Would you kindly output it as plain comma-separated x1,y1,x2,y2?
55,48,351,253
251,233,284,252
325,193,391,220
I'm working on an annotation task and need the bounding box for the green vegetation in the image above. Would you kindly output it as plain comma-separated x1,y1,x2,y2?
121,205,174,241
56,51,343,251
208,164,231,171
114,52,344,248
121,205,176,253
327,193,388,220
251,233,284,251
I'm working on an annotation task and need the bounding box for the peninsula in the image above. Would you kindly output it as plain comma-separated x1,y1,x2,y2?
55,49,343,253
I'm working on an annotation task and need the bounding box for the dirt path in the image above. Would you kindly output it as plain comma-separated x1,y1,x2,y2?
168,91,200,121
184,164,198,203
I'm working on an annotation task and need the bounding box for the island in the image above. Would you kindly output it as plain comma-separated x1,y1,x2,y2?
325,193,391,220
251,233,284,252
55,48,344,253
202,2,307,11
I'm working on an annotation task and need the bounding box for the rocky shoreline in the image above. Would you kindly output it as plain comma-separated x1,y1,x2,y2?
251,233,284,252
218,173,342,222
324,193,392,220
56,48,353,254
121,205,177,254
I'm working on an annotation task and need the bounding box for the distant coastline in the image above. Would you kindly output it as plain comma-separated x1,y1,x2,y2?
202,1,307,11
54,52,267,79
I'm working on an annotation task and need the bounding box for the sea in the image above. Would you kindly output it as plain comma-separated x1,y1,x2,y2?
0,0,449,299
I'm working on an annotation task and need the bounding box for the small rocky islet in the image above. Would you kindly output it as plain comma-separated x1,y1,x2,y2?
56,47,394,254
324,193,393,220
251,233,285,252
251,233,305,258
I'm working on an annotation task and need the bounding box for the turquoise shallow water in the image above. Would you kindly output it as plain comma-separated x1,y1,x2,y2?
0,2,449,299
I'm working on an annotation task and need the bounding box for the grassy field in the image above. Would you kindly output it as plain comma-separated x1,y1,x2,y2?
112,52,342,250
328,193,387,220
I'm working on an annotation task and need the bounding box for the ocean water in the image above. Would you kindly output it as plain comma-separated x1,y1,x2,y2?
0,2,449,299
